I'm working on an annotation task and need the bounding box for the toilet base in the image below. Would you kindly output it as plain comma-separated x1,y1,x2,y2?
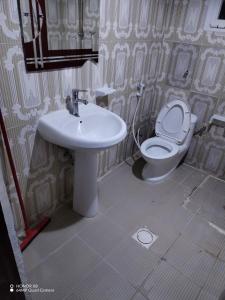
142,163,176,182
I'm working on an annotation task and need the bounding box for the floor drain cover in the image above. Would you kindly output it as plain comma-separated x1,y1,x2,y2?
132,227,158,249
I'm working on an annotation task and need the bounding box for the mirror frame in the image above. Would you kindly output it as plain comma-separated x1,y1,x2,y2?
17,0,98,72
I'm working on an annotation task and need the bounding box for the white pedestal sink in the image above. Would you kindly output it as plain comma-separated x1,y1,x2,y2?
38,103,127,217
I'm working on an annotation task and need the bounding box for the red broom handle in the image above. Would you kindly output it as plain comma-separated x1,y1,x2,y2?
0,108,29,230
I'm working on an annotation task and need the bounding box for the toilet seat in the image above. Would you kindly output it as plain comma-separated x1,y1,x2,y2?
156,100,191,145
141,137,178,160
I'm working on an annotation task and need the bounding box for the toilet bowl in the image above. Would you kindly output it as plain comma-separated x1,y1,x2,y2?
140,100,197,182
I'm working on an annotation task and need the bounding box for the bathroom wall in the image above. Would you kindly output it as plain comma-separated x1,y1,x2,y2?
0,0,163,232
2,0,224,234
45,0,99,50
159,0,225,179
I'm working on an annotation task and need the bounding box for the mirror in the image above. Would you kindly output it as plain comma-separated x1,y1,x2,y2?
17,0,99,72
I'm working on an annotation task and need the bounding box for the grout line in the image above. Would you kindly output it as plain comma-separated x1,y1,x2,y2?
197,259,219,300
75,234,104,258
194,284,203,300
207,174,225,183
130,289,149,300
25,231,80,274
183,163,209,175
139,232,182,294
102,257,137,287
25,212,100,274
62,259,104,300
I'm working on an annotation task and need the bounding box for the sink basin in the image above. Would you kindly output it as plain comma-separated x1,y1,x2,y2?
38,103,127,150
38,103,127,218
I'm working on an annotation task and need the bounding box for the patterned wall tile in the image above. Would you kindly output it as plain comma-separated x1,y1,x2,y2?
26,172,58,223
192,47,225,97
212,97,225,142
204,31,225,48
98,43,110,87
129,41,148,89
110,42,130,91
140,86,155,122
175,0,207,44
185,136,203,167
0,0,20,45
167,43,199,89
152,0,178,41
112,0,134,40
188,93,218,130
161,84,191,106
145,41,171,85
149,84,163,119
99,0,111,40
0,43,53,129
126,91,139,128
199,139,225,177
134,0,154,40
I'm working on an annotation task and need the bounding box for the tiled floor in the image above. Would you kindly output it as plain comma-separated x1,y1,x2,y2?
23,160,225,300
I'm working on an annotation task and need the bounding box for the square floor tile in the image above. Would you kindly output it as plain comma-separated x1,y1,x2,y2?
182,215,225,256
169,164,194,183
106,236,160,288
203,176,225,196
142,261,201,300
197,290,218,300
69,261,136,300
143,179,182,205
78,214,126,257
106,198,154,234
167,183,191,206
146,205,194,236
185,186,209,213
182,169,208,194
219,246,225,261
98,163,146,213
200,193,225,230
165,237,216,287
147,181,190,208
203,259,225,299
23,205,90,272
187,183,225,229
132,292,147,300
27,236,101,300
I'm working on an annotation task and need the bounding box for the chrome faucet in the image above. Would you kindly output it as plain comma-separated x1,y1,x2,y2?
66,89,88,117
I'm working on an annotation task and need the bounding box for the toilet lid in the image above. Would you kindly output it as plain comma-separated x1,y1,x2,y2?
155,100,191,144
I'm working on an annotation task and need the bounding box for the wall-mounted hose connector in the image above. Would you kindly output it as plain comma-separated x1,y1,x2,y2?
137,83,145,97
183,70,189,79
194,125,208,136
194,114,225,137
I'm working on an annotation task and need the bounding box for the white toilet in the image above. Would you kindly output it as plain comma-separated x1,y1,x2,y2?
141,100,197,182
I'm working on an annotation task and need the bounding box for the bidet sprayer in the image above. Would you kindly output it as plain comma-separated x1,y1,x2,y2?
137,83,145,97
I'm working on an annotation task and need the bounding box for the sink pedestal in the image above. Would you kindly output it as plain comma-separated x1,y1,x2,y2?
73,151,98,217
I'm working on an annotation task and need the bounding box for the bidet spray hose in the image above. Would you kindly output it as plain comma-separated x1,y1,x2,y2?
132,83,145,150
